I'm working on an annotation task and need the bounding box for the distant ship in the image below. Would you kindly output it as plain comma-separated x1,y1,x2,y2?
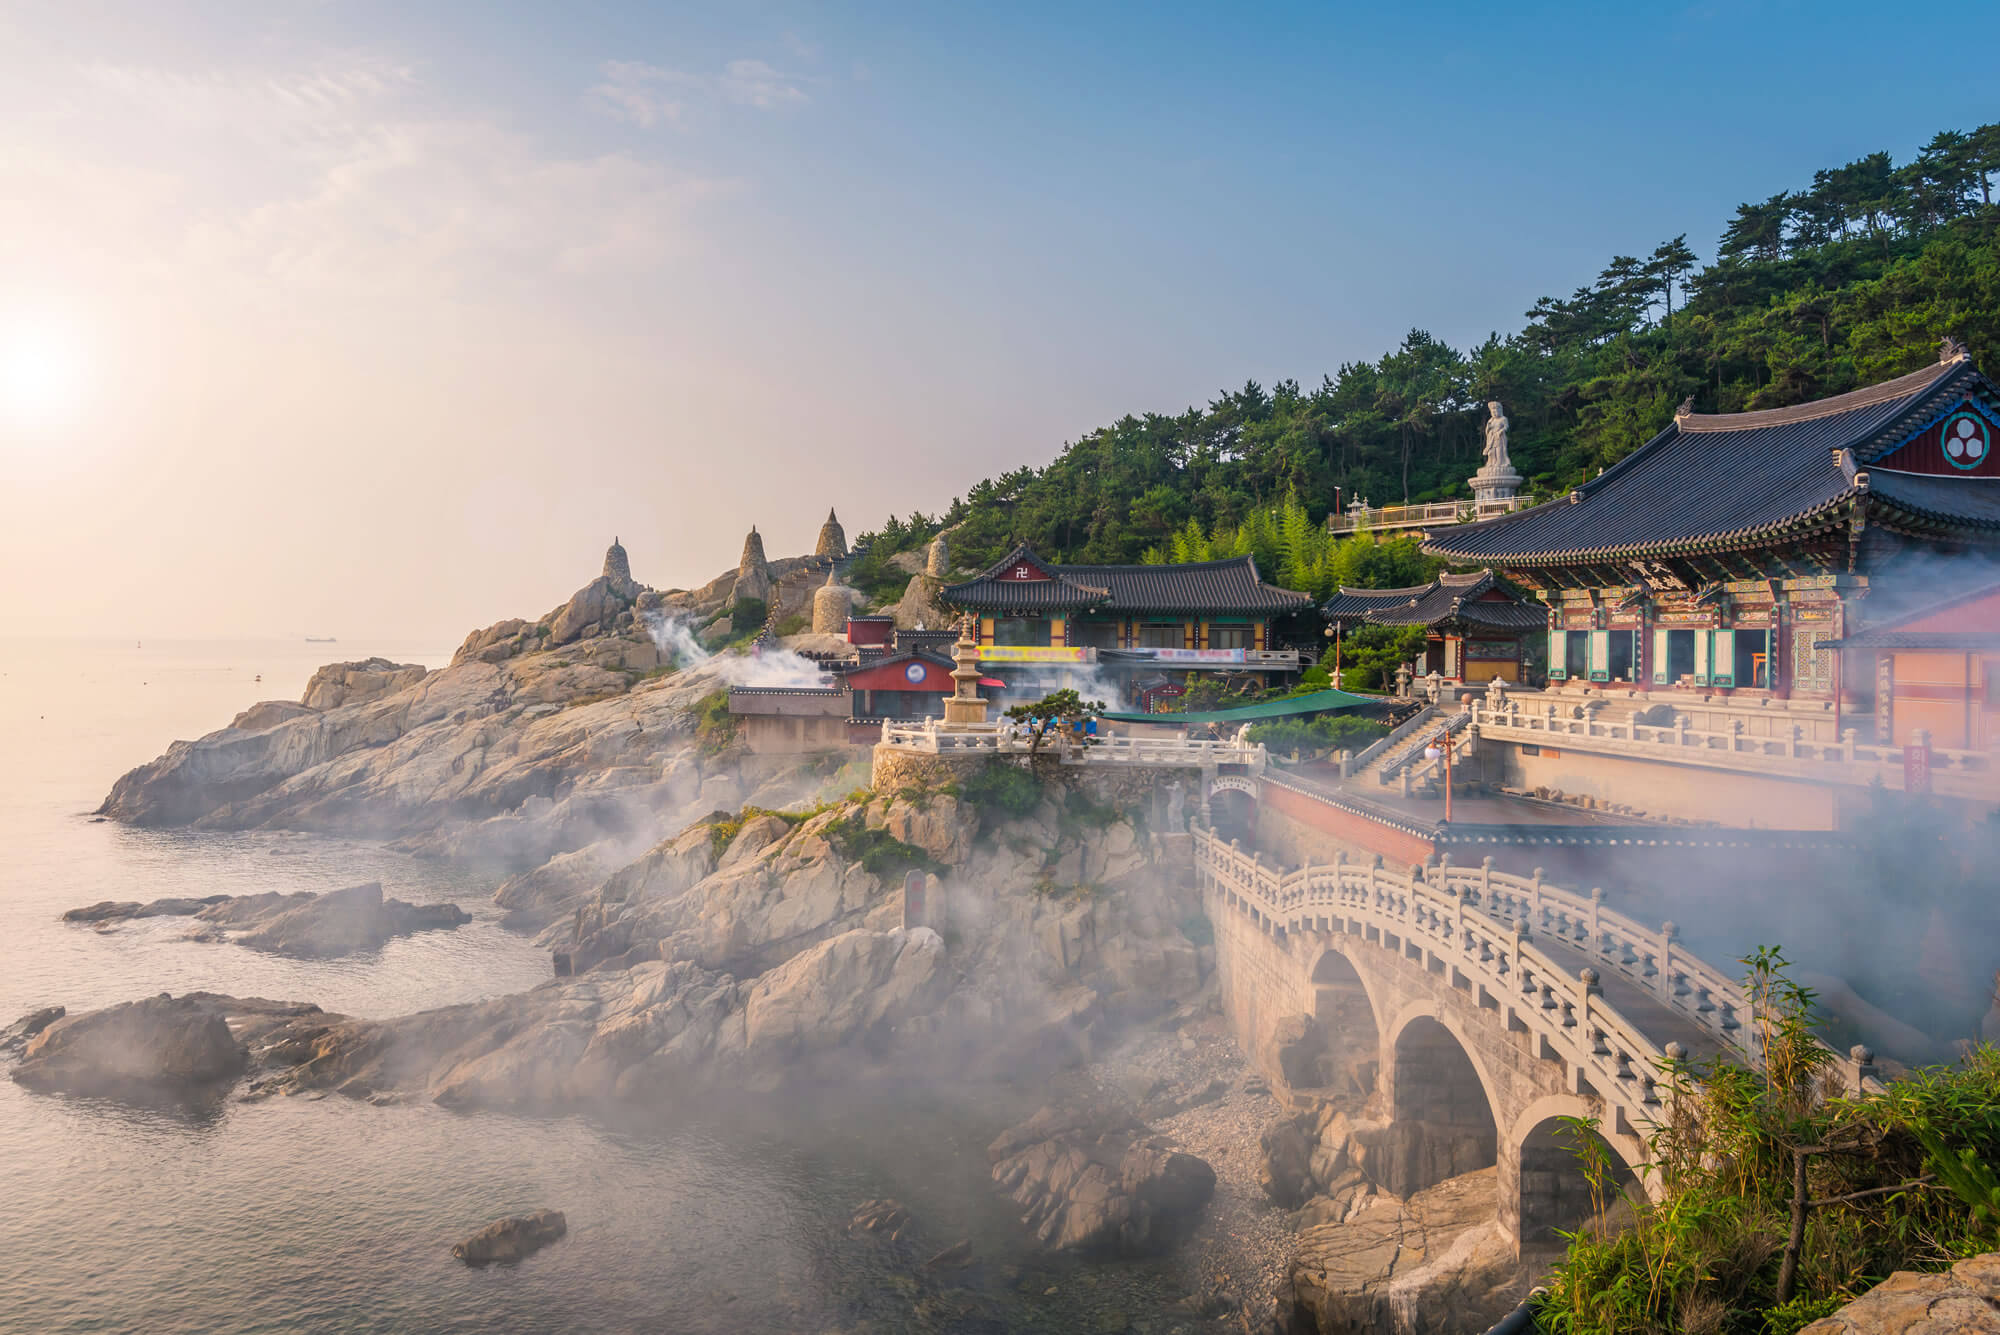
304,636,337,643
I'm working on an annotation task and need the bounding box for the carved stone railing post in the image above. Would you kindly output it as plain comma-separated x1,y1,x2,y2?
1841,727,1857,763
1529,867,1545,927
1588,887,1603,953
1480,855,1495,908
1658,921,1678,1004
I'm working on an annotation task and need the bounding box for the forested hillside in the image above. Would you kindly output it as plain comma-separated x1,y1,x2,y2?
857,124,2000,597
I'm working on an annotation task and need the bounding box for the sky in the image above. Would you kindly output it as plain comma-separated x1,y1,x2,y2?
4,0,1998,640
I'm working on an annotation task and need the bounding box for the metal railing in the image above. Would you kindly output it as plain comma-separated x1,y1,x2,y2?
1468,700,1997,799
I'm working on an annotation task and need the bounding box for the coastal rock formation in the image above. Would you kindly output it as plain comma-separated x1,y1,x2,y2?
65,883,470,959
247,926,950,1109
1277,1169,1524,1335
302,659,429,712
1800,1253,2000,1335
11,994,246,1096
0,1005,65,1056
987,1102,1217,1256
454,1210,568,1265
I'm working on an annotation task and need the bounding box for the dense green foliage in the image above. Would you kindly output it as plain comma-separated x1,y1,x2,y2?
824,813,940,881
1245,713,1387,757
959,760,1042,820
1541,949,2000,1335
855,124,2000,583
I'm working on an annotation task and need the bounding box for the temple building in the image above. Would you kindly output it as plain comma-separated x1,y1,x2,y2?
1818,580,2000,749
1422,344,2000,710
1322,570,1543,684
939,543,1317,700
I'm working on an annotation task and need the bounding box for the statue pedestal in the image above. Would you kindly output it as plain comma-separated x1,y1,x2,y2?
1470,465,1523,505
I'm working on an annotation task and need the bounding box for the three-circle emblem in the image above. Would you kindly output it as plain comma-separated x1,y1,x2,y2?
1943,411,1991,470
904,661,927,683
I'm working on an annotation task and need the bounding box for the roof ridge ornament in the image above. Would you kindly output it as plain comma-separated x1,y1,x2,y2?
1942,334,1970,365
1675,395,1695,420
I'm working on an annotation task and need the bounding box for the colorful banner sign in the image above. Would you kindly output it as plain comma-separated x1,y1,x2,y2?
1143,648,1246,664
978,646,1094,663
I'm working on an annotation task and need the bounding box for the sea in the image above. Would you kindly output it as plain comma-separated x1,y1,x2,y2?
0,638,1183,1335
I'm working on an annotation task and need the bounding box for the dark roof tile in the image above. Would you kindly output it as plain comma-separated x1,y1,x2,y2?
944,543,1313,614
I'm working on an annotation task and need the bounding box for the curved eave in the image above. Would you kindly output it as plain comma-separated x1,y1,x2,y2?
1421,490,1861,569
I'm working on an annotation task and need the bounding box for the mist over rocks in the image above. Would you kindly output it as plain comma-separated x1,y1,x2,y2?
8,993,326,1099
63,883,470,959
988,1102,1218,1256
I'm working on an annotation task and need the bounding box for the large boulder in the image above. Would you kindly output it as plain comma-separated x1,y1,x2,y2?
987,1103,1216,1257
1800,1253,2000,1335
229,882,470,958
1278,1169,1523,1335
547,575,641,646
12,994,247,1096
0,1005,65,1056
743,928,951,1059
453,1209,568,1265
301,658,428,711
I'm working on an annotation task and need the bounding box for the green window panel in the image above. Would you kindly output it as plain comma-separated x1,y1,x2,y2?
1652,628,1670,684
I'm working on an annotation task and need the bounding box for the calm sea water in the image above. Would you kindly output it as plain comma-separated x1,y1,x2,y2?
0,638,1153,1335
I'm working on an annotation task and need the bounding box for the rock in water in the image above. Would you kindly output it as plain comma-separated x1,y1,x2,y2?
453,1210,568,1265
11,995,246,1096
987,1103,1216,1257
0,1005,65,1055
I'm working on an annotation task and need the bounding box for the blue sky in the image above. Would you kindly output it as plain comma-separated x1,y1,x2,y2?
4,1,1996,636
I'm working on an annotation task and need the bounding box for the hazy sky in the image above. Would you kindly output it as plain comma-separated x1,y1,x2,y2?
5,1,1998,639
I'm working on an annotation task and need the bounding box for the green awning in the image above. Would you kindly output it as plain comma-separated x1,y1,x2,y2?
1102,688,1381,725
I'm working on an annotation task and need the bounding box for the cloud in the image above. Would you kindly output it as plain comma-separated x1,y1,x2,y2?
718,59,807,109
586,60,685,130
13,56,736,297
586,57,808,127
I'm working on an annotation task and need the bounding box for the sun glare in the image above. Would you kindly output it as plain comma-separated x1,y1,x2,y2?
1,317,90,432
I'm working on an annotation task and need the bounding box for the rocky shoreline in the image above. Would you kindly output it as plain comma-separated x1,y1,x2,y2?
24,546,1535,1333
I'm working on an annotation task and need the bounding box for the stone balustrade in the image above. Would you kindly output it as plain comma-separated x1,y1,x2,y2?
876,722,1265,769
1468,699,1996,799
1193,827,1882,1141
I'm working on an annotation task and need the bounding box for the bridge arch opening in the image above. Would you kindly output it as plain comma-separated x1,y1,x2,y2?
1385,1015,1499,1196
1308,948,1382,1097
1208,787,1256,842
1516,1115,1641,1250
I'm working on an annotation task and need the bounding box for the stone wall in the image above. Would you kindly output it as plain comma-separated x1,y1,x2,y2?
1493,741,1840,829
1257,783,1436,868
1204,883,1314,1085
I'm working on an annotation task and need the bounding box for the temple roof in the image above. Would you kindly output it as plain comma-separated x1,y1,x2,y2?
1423,358,2000,568
1323,570,1543,629
1816,579,2000,649
943,544,1315,615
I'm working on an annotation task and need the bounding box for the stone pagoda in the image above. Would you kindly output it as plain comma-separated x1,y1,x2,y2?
940,614,990,726
602,536,631,583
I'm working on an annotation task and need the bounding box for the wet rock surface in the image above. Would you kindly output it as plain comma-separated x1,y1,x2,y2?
988,1102,1217,1257
66,883,470,959
453,1209,568,1265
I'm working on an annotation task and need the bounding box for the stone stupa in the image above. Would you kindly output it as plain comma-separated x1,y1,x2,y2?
812,567,856,635
736,525,772,603
815,508,848,561
602,536,632,583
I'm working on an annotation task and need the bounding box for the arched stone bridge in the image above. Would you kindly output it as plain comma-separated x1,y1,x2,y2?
1192,828,1879,1252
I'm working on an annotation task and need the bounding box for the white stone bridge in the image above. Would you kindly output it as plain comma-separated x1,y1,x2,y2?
1193,827,1881,1251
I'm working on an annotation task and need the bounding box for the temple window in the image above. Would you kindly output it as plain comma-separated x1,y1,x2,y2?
1733,629,1771,688
1137,622,1182,648
1607,631,1636,683
1209,624,1252,650
1068,620,1117,649
1665,629,1697,683
1562,631,1590,680
994,617,1050,647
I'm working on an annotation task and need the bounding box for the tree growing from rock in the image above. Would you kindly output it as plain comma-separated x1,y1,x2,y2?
1003,689,1106,754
